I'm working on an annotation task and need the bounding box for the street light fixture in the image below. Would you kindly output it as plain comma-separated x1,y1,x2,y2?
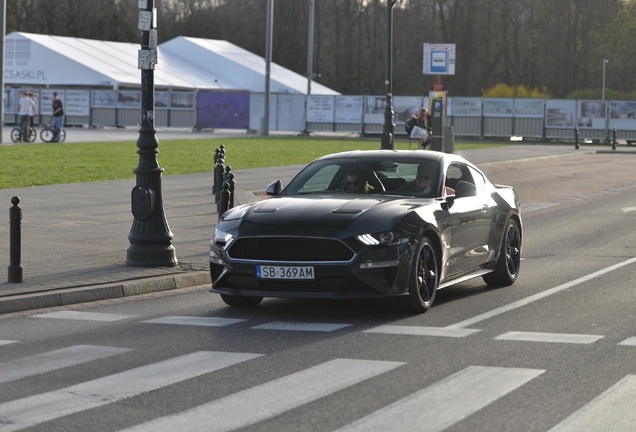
602,59,609,100
126,0,177,267
380,0,399,150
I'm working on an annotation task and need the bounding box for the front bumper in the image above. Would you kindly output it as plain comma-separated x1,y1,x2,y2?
209,238,414,299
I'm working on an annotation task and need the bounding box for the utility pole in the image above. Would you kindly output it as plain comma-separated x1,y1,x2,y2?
380,0,398,150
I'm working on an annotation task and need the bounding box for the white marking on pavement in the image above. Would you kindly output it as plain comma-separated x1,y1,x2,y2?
622,207,636,213
0,341,17,346
548,375,636,432
335,366,544,432
0,345,132,384
31,311,136,322
363,325,480,338
447,257,636,329
0,351,262,431
142,316,246,327
524,203,560,212
618,337,636,346
121,358,404,432
494,331,603,344
252,322,352,332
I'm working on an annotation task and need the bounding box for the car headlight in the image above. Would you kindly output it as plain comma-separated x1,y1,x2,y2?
356,232,407,246
214,228,233,245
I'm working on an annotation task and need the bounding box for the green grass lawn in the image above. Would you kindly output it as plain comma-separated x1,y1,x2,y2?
0,137,505,189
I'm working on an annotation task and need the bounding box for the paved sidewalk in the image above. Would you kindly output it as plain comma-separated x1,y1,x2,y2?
0,136,629,314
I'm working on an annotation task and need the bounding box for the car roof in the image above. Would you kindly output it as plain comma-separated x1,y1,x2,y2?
314,149,467,166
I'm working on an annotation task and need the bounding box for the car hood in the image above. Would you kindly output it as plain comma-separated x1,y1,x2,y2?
222,196,422,236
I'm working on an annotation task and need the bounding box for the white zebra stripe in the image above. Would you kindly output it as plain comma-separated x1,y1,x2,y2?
0,345,132,384
364,325,480,338
548,375,636,432
494,331,603,344
0,351,262,432
252,322,352,332
0,341,17,346
618,337,636,346
142,316,246,327
32,311,136,322
335,366,544,432
121,358,405,432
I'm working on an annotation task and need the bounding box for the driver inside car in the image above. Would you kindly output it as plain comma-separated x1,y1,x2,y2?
345,170,370,194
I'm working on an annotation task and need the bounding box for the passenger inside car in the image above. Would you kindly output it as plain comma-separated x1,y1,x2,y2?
414,163,454,196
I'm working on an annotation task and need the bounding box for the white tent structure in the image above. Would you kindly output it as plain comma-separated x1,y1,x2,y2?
159,37,339,95
3,32,338,94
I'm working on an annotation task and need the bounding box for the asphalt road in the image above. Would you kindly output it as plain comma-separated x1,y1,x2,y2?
0,152,635,431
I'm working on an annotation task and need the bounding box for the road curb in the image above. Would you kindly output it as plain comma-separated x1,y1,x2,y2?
0,271,211,315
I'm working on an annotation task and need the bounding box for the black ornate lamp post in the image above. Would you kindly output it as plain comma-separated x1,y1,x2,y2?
380,0,398,150
126,0,177,267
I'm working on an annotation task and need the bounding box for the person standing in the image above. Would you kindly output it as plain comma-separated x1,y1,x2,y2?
50,92,64,143
18,92,35,142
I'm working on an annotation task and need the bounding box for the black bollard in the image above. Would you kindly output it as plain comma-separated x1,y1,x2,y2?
612,128,617,150
223,165,231,184
214,157,224,202
227,172,235,209
218,182,231,220
212,149,220,195
8,196,23,283
574,127,579,150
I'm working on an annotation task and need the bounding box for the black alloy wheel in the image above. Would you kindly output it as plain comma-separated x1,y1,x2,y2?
483,219,521,286
394,237,439,313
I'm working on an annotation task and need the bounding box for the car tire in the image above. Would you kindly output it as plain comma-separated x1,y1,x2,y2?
220,294,263,308
483,219,521,287
394,237,438,313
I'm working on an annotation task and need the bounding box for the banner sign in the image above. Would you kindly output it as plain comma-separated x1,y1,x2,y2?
576,100,606,129
484,98,513,117
514,99,544,118
196,91,249,129
545,99,576,128
609,101,636,131
306,95,335,123
452,97,481,117
335,96,363,124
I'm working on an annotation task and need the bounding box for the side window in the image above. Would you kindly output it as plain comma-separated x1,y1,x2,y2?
446,164,463,189
467,166,486,190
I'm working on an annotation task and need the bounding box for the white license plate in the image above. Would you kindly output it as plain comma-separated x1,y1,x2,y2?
256,265,314,280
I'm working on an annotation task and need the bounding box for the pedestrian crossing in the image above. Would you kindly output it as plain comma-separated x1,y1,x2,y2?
25,312,636,347
0,343,635,431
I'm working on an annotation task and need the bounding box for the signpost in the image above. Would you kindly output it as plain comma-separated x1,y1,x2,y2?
422,43,456,91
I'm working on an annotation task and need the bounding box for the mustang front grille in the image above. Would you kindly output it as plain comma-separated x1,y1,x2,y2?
227,237,354,262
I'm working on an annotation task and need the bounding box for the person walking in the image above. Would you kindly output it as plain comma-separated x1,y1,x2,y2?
18,92,36,142
50,92,64,143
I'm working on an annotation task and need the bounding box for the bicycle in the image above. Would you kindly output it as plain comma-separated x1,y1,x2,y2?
40,124,66,143
10,126,36,143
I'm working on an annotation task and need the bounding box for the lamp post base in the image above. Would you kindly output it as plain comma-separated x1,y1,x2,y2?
126,243,177,268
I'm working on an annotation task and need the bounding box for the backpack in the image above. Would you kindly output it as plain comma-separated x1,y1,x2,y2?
404,116,417,134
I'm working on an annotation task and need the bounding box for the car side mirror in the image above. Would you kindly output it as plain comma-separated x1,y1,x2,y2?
454,180,477,198
266,180,283,196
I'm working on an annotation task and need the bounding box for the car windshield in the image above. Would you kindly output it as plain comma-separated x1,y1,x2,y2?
281,157,443,198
